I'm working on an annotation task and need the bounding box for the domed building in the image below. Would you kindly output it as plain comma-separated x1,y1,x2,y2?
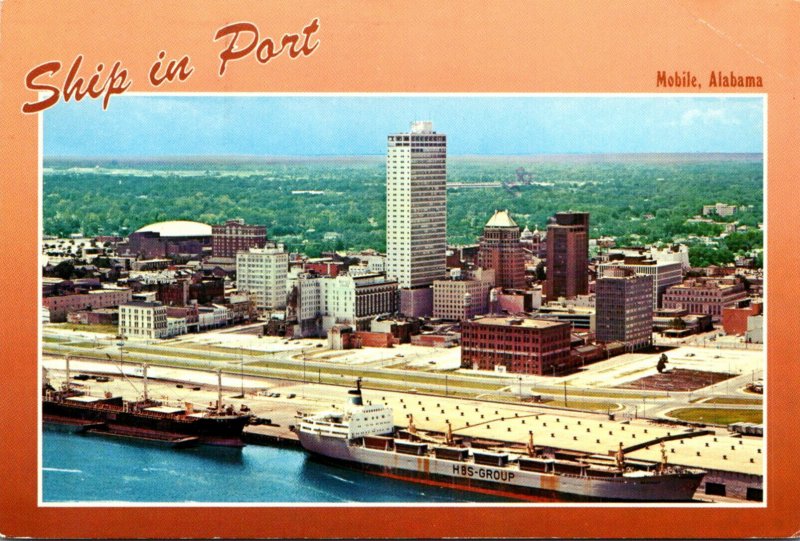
477,210,526,290
125,220,213,259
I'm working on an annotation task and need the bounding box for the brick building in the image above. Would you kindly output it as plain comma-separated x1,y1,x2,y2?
545,212,589,300
446,244,480,269
43,287,132,322
477,210,526,289
212,219,267,258
328,326,397,350
662,277,748,321
303,258,345,277
722,301,763,336
461,316,572,375
42,277,74,297
156,276,224,306
495,288,542,315
166,305,199,332
595,267,653,352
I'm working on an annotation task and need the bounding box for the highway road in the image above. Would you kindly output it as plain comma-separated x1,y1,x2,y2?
42,328,763,425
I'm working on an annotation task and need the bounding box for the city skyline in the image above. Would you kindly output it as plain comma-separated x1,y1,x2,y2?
44,95,764,157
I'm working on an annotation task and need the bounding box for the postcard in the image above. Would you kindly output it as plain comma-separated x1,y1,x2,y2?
0,1,798,538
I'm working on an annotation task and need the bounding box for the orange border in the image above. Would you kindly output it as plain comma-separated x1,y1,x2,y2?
1,1,799,538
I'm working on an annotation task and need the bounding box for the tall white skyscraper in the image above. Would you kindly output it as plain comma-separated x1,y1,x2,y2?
386,121,447,296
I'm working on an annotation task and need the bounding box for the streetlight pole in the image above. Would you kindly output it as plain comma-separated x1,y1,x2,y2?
563,381,568,408
727,359,731,394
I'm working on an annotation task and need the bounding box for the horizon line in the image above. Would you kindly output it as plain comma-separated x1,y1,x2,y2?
43,151,764,161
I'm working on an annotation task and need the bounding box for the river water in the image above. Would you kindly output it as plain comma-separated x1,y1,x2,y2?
42,427,515,504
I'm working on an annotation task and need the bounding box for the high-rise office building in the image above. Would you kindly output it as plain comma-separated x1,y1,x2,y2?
386,121,447,316
477,210,526,290
595,266,653,352
545,212,589,300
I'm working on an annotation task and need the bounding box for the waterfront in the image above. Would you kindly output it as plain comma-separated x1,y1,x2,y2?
42,427,514,504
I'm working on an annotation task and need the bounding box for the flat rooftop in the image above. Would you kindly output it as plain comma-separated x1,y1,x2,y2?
470,317,568,329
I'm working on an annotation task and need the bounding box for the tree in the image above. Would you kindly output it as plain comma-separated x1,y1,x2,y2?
51,261,75,280
92,256,113,268
670,317,686,330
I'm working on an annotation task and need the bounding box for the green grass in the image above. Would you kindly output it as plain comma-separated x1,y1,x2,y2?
246,360,505,392
666,407,763,425
382,362,409,370
42,336,66,343
48,323,118,334
121,346,223,362
180,343,273,356
63,341,99,348
704,397,762,406
544,387,669,400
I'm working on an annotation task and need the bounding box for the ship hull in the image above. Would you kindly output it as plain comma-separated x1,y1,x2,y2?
298,431,704,502
43,399,249,447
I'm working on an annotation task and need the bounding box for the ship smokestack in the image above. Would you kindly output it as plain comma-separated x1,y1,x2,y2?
347,377,363,407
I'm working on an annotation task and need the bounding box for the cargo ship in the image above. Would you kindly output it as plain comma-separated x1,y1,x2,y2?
43,360,251,447
298,380,706,502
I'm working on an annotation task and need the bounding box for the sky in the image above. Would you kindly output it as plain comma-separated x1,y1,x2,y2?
44,94,764,157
